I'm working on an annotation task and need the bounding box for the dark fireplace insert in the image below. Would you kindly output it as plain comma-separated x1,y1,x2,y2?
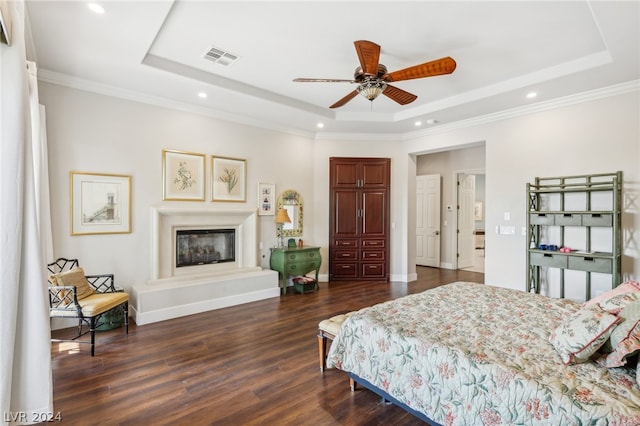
176,228,235,268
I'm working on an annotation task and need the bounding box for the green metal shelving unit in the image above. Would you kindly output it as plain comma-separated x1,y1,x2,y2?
526,171,622,300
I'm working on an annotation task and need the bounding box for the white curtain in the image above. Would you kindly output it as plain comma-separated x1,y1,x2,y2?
1,1,54,424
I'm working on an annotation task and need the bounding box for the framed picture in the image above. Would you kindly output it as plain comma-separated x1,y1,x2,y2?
163,149,206,201
258,183,275,215
212,156,246,202
70,172,131,235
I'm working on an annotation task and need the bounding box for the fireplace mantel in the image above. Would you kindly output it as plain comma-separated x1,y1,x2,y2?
131,205,279,325
150,205,259,281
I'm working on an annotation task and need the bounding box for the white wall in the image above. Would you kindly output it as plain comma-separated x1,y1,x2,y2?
40,82,316,290
40,81,639,301
404,91,640,298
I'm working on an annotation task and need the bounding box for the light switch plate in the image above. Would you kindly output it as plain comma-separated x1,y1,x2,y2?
499,225,516,235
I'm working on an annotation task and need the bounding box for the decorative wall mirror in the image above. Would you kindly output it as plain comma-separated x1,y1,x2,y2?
277,189,303,237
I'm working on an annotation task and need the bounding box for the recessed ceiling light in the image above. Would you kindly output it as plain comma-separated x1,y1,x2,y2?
317,123,324,129
198,92,207,99
414,121,422,127
526,92,537,99
87,3,105,14
426,119,438,125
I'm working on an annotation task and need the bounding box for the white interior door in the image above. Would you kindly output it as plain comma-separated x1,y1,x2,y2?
416,174,441,267
457,173,475,269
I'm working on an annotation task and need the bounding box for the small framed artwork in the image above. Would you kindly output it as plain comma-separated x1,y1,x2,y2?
70,171,131,235
212,156,246,202
258,182,275,215
163,149,206,201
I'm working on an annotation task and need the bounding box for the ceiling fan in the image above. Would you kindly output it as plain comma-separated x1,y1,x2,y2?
293,40,456,109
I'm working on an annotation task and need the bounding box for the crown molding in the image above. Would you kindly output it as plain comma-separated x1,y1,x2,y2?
36,68,315,139
38,68,637,143
400,79,640,141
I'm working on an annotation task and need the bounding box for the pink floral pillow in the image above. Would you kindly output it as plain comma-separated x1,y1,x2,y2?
596,299,640,368
583,281,640,314
549,305,620,365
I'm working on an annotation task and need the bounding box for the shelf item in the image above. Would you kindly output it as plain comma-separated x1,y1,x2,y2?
329,158,390,281
526,172,622,300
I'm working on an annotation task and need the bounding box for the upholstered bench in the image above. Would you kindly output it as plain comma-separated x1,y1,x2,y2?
317,311,355,372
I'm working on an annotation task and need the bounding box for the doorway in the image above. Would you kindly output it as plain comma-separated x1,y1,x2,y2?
416,174,441,268
458,172,485,273
414,145,486,273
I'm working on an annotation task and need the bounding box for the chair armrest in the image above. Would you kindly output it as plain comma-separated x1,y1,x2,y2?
48,285,81,314
85,274,118,293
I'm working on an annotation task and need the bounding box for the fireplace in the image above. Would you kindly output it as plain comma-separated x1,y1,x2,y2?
131,205,279,325
149,206,261,280
176,228,235,268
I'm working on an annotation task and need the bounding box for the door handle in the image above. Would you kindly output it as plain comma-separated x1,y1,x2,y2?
435,231,440,235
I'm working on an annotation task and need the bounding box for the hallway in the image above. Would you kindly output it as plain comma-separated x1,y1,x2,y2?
461,248,485,274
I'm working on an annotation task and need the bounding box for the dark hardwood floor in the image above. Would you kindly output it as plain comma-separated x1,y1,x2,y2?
48,267,483,426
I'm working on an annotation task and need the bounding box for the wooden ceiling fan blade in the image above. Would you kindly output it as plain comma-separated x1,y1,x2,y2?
385,57,457,82
354,40,381,76
383,84,418,105
293,78,355,83
329,90,359,109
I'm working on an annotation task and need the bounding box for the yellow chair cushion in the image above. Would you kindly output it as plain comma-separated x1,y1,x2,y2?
78,292,129,317
319,311,355,337
50,267,95,300
51,292,128,317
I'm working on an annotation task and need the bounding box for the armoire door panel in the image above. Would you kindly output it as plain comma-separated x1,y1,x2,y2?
361,161,390,187
331,160,359,187
332,190,359,237
361,190,387,237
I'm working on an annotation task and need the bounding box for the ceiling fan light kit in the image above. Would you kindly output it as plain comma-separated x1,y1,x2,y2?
293,40,456,109
356,79,388,101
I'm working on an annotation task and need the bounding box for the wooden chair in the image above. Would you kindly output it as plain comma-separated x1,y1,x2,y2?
47,258,129,356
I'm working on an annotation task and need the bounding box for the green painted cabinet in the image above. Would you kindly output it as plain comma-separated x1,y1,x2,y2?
270,246,321,295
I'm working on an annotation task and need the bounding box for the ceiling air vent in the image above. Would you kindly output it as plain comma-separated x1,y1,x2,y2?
203,46,239,67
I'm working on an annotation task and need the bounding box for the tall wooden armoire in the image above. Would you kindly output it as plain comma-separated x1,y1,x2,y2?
329,157,390,281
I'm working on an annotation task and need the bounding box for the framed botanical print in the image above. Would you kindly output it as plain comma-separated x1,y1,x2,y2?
258,182,275,215
163,149,206,201
70,171,131,235
212,156,246,202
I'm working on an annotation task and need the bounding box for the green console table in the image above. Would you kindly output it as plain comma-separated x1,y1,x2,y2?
269,246,321,295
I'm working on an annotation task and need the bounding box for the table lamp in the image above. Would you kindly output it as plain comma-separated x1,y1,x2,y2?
275,208,291,248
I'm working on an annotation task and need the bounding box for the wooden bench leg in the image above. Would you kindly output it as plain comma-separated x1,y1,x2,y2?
317,330,337,373
318,333,327,372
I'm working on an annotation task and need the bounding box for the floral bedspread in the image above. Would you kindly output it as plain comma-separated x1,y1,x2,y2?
326,282,640,425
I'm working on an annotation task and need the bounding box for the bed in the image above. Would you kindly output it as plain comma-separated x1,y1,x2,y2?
326,281,640,425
